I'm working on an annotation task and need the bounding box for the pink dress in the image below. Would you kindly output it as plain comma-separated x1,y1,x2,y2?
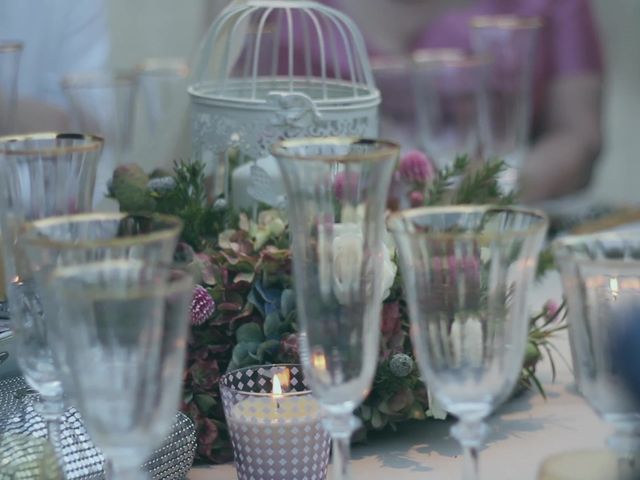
320,0,603,127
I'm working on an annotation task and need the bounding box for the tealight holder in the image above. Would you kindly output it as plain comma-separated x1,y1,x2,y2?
220,364,330,480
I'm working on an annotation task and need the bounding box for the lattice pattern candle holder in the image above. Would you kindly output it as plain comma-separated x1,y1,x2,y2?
220,364,330,480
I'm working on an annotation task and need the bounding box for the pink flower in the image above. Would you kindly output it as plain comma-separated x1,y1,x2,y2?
381,301,402,339
190,285,216,326
334,171,360,201
280,333,299,359
398,150,435,185
409,190,425,207
544,300,561,320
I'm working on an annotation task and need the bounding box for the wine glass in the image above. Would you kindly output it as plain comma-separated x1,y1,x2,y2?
19,212,182,403
271,137,399,480
0,133,103,460
553,231,640,476
45,261,193,480
387,206,548,480
412,49,492,169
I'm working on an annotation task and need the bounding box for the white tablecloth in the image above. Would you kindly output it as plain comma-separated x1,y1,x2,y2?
188,273,611,480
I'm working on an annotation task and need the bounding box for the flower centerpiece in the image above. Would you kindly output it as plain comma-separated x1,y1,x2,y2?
107,152,565,463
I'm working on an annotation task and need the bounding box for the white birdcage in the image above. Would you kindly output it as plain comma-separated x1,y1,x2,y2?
188,0,380,208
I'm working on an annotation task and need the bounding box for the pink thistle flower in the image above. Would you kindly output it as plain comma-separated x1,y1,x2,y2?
409,190,425,207
190,285,215,326
398,150,435,185
544,300,561,320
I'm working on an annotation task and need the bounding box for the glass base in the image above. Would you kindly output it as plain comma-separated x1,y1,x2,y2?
538,449,640,480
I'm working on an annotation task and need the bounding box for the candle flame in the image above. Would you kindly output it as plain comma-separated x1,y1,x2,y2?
610,277,619,300
273,374,283,396
312,351,327,371
272,369,289,396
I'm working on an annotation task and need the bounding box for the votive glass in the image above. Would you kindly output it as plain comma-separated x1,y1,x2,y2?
220,364,331,480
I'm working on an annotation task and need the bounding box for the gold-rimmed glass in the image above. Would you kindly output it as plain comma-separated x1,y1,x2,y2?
0,132,103,464
470,15,541,189
45,261,193,480
388,205,548,480
271,137,399,480
61,71,138,204
412,49,492,169
0,40,23,135
552,231,640,476
20,212,182,399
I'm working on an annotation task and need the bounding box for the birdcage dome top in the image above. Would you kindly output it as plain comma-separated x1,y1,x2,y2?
188,0,380,109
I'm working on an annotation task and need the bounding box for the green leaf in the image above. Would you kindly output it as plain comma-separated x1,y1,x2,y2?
194,393,217,414
280,289,295,317
257,339,281,359
264,312,282,339
235,323,264,343
231,341,260,366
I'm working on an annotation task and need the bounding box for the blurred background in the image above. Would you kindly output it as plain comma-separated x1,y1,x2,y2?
4,0,640,208
106,0,639,207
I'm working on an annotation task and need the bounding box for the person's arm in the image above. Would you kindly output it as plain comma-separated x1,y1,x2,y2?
520,73,603,202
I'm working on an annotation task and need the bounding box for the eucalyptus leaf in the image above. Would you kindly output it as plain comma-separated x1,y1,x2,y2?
194,393,217,414
247,288,264,317
235,323,264,343
257,339,281,359
264,312,282,339
231,341,260,366
280,289,295,317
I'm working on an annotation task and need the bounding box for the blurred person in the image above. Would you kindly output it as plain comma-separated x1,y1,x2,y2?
317,0,604,203
0,0,110,133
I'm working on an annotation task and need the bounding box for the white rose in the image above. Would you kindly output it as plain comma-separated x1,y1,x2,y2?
319,223,396,305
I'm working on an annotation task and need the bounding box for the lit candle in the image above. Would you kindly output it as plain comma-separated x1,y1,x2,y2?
226,368,330,480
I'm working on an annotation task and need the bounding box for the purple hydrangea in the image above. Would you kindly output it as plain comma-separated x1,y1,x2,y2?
190,285,216,326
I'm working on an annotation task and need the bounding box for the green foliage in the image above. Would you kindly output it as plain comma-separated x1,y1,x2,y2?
154,160,235,251
109,159,237,252
425,155,517,206
424,155,469,206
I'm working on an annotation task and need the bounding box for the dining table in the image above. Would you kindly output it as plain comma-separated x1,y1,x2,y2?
188,272,614,480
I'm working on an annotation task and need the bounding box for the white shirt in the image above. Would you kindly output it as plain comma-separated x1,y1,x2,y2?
0,0,110,108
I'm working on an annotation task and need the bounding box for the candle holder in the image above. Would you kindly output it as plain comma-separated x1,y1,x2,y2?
220,364,330,480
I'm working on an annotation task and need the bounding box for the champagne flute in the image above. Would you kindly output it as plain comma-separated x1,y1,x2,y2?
412,49,492,168
388,206,548,480
0,133,103,462
271,137,398,480
470,15,541,190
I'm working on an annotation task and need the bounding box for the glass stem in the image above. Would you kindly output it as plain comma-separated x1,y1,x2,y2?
322,412,360,480
451,420,489,480
33,393,65,466
608,423,640,478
